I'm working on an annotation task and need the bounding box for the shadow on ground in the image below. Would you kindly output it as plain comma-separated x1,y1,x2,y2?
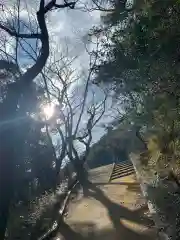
53,181,155,240
95,181,142,192
54,221,154,240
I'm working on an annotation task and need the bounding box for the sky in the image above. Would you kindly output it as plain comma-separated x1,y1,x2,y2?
44,0,115,144
0,0,115,146
44,0,112,143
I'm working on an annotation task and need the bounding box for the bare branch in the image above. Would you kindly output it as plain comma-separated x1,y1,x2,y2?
44,0,75,13
0,0,76,86
54,2,76,10
0,23,41,39
73,41,100,137
56,126,66,175
92,95,107,127
90,0,115,12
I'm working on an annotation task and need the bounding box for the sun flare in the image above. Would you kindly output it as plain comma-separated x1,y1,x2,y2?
43,103,55,119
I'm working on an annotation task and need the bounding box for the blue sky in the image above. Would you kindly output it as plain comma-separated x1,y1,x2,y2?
1,0,115,145
43,0,114,143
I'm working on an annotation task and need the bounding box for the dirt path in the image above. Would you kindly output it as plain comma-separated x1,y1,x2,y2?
55,165,156,240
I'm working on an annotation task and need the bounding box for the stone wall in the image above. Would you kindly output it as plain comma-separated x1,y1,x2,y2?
130,153,180,240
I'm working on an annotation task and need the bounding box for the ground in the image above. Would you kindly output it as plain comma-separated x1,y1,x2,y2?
55,163,156,240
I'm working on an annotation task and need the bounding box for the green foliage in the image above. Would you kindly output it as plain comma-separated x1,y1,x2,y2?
92,0,180,161
87,125,141,168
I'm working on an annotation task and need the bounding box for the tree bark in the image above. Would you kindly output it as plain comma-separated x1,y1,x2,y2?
72,161,91,196
0,1,49,237
0,86,19,238
0,133,15,239
0,1,75,237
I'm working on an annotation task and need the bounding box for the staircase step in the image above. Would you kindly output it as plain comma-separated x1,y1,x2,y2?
111,169,135,180
113,167,134,173
115,162,132,168
113,165,134,171
111,167,134,177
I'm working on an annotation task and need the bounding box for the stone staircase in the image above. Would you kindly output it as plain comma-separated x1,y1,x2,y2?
110,161,135,181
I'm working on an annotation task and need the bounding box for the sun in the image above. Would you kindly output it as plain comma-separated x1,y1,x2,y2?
43,103,55,120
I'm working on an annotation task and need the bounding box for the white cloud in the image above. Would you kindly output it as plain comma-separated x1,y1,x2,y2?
1,0,112,145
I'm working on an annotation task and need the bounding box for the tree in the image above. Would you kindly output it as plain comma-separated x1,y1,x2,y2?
43,44,107,190
89,0,180,238
90,0,180,146
0,1,76,238
12,86,54,202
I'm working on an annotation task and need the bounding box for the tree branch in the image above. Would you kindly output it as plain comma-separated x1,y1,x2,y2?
44,0,75,13
20,0,49,84
57,127,67,163
54,2,75,10
0,23,40,38
0,0,76,86
0,60,19,74
90,0,115,12
73,53,98,137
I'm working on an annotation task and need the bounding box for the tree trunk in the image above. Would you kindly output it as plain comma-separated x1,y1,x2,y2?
0,86,20,238
0,126,15,238
72,161,91,195
0,155,13,239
